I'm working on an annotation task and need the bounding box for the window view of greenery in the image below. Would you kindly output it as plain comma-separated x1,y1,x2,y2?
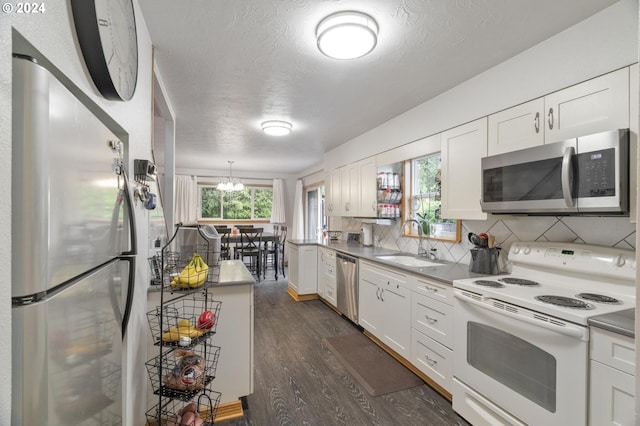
200,186,273,220
411,153,458,239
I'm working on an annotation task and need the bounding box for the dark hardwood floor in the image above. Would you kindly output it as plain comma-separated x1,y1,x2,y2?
217,271,470,426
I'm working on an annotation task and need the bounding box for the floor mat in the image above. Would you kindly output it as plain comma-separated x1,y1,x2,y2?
323,332,424,396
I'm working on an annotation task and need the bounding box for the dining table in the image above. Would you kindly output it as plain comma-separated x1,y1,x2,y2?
220,232,282,280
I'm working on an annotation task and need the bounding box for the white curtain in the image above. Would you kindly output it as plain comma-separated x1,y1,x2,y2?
174,175,198,225
270,178,286,223
290,179,304,240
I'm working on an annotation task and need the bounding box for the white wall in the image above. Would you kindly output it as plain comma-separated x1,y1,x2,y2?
0,2,155,424
325,0,639,170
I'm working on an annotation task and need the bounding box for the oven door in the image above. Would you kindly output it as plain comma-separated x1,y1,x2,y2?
452,290,588,426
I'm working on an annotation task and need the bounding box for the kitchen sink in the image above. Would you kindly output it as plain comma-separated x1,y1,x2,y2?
374,255,444,268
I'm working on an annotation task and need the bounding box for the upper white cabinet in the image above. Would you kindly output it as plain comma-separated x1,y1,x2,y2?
356,156,378,217
488,67,630,156
327,168,341,217
340,162,358,216
441,117,488,220
327,156,378,218
488,98,545,155
544,67,629,143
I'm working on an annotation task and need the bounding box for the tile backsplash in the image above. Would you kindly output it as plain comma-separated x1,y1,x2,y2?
336,215,636,272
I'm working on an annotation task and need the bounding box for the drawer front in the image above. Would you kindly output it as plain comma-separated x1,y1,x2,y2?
361,260,407,288
324,281,337,307
411,328,453,392
413,276,453,305
325,263,336,280
412,292,453,349
591,328,636,375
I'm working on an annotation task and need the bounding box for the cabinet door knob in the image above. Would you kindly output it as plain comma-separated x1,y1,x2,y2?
547,107,554,130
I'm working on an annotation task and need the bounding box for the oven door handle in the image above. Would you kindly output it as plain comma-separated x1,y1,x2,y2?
454,289,588,341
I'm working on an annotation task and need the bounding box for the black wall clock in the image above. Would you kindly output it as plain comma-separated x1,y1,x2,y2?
71,0,138,101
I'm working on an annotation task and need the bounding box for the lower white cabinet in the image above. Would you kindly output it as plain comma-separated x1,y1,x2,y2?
410,275,454,393
411,328,453,392
589,328,635,426
359,260,411,358
287,242,318,295
317,247,337,307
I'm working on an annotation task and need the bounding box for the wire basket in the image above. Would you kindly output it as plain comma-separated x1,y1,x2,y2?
145,391,222,426
162,247,221,290
145,345,221,401
147,295,222,347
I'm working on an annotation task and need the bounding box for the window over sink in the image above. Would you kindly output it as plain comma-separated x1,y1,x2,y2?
404,153,461,242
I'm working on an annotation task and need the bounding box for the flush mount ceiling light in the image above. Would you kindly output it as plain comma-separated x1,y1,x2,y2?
316,11,378,60
261,120,293,136
217,160,244,191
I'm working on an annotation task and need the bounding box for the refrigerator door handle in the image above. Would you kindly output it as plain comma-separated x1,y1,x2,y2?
122,175,137,256
109,256,135,340
121,256,135,339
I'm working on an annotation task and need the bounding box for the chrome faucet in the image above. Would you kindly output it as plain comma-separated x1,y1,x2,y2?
402,218,438,260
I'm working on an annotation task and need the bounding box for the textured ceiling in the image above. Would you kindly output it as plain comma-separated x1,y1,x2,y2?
138,0,617,175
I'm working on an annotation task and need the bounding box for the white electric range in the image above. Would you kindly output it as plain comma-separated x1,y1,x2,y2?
451,241,636,426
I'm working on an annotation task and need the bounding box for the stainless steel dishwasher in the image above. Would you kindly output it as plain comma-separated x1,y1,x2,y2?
336,252,358,323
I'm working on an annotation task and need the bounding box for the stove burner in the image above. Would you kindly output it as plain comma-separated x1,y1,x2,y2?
576,293,622,304
473,280,504,288
535,295,594,309
498,277,539,286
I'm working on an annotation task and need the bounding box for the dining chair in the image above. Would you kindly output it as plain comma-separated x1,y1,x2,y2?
278,226,287,278
218,229,231,261
262,225,281,279
236,228,263,280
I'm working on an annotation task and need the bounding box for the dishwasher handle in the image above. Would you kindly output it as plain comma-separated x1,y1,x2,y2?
336,253,357,264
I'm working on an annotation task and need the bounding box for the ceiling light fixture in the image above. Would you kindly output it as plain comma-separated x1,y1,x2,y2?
316,11,378,60
217,160,245,191
261,120,293,136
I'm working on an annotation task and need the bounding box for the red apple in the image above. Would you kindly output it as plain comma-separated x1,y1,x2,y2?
197,310,216,330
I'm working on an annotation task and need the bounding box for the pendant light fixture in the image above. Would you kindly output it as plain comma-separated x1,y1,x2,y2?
261,120,293,136
316,11,378,60
217,161,244,191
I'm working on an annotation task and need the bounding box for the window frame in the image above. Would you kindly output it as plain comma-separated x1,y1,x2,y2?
403,154,461,242
197,183,274,222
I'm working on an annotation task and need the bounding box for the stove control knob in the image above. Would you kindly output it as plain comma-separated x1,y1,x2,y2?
523,246,531,255
615,255,626,267
511,245,520,254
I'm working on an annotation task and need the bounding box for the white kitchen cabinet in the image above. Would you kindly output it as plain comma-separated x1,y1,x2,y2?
358,260,411,358
340,163,358,216
317,247,337,307
589,327,635,426
356,156,378,217
440,117,488,220
287,242,317,296
488,68,630,156
544,67,629,143
488,98,545,155
410,275,454,394
411,328,453,393
327,168,341,216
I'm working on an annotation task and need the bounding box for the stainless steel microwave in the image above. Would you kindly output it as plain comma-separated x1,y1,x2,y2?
480,129,630,215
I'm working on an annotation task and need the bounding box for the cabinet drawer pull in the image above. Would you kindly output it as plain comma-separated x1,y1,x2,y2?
380,288,385,302
534,111,540,133
425,355,438,365
426,286,438,293
547,107,554,130
425,315,438,324
376,287,381,300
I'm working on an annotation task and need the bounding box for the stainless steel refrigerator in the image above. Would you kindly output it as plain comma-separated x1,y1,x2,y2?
12,55,136,425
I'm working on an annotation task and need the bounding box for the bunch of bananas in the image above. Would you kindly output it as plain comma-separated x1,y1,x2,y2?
162,319,207,342
170,254,209,289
